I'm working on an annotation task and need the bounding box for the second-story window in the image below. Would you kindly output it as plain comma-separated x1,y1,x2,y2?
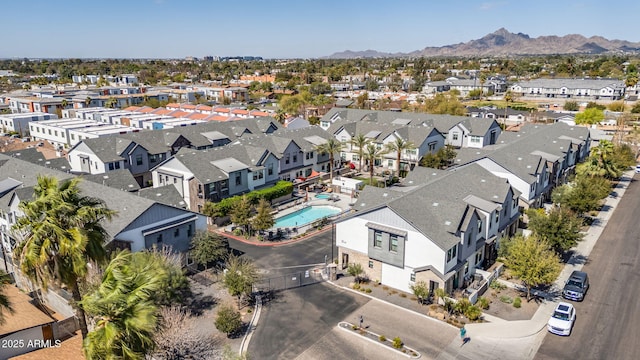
235,172,242,186
136,154,143,166
447,245,457,262
285,154,290,164
477,219,482,233
389,235,398,253
267,163,274,176
293,154,297,162
374,232,383,248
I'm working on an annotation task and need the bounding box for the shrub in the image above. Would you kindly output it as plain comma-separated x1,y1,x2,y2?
499,295,513,304
489,280,506,291
465,305,483,321
454,298,471,315
382,286,389,291
204,180,293,217
477,296,490,310
513,297,522,308
379,335,386,342
400,293,407,298
215,304,242,337
392,337,403,349
365,288,372,293
352,283,361,290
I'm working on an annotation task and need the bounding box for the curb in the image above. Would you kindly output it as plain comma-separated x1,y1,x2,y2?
239,295,262,356
337,321,421,359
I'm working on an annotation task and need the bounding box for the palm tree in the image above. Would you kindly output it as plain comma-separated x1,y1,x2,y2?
350,134,369,172
81,251,162,359
364,143,388,186
274,108,287,124
61,98,68,109
0,270,14,325
384,137,416,177
315,138,344,185
12,176,116,339
84,96,92,108
105,97,117,109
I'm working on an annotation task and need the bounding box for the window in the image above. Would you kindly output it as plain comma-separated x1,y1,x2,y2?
306,151,314,160
387,159,393,168
475,251,483,266
71,134,75,140
352,154,359,162
108,163,115,171
157,234,163,243
447,245,457,262
452,133,459,141
368,260,373,269
464,261,469,275
389,235,398,252
495,211,500,224
174,228,180,237
267,163,274,176
187,224,193,237
477,219,482,233
293,154,297,162
470,136,481,144
235,172,242,186
428,142,437,151
374,232,383,248
467,232,472,246
285,154,290,164
136,154,143,166
410,273,416,282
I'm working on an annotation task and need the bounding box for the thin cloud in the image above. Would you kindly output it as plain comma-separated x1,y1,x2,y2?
479,1,508,10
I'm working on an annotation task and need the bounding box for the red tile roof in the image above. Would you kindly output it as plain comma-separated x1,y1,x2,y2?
187,113,209,120
123,106,141,111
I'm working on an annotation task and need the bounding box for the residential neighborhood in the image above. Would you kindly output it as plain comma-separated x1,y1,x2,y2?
1,5,640,359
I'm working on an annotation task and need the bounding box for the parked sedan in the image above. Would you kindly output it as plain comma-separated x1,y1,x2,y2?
547,302,576,336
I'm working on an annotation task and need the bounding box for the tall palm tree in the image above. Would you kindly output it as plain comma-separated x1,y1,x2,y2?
384,137,416,177
365,143,388,187
350,134,369,172
81,251,162,359
0,270,14,325
84,96,92,108
12,176,116,339
315,138,344,185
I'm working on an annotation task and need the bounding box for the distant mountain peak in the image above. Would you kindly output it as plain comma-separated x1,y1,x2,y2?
325,29,640,59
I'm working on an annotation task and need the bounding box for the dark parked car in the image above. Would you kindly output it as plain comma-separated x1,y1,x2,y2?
562,271,589,301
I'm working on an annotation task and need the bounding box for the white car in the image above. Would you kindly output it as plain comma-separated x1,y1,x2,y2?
547,302,576,336
635,165,640,174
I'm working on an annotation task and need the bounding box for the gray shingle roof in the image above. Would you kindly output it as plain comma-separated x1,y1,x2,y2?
136,185,187,209
82,169,141,192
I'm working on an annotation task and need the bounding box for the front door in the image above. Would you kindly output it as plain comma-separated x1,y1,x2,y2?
342,253,349,270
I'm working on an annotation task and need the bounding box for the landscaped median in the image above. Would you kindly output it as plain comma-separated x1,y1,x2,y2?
337,321,421,359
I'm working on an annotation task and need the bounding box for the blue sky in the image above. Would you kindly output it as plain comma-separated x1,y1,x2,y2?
1,0,638,59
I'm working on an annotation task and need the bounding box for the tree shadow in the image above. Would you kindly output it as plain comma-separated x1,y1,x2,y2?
187,293,219,316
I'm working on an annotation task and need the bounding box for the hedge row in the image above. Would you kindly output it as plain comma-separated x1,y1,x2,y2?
205,180,293,217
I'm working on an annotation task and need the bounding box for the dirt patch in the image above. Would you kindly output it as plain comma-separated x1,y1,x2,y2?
480,286,540,321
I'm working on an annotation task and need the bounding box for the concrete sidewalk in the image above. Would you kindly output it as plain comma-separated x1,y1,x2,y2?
465,170,634,340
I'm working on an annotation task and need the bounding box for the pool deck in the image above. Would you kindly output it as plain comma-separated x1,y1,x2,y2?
275,192,353,219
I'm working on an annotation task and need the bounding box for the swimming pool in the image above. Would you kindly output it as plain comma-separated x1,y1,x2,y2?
273,205,341,228
315,193,331,199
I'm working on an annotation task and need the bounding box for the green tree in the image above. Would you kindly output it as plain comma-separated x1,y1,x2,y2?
81,250,175,359
421,92,465,115
586,101,606,110
0,271,14,325
252,198,275,235
607,101,625,112
230,195,252,238
189,231,229,270
356,92,369,109
552,174,610,215
563,101,579,111
499,235,562,301
347,263,365,283
215,304,242,337
274,108,287,124
526,207,583,254
105,97,118,108
12,176,116,339
350,134,370,172
410,280,430,306
314,138,344,185
84,96,92,107
384,137,416,177
364,143,388,187
575,108,605,125
223,255,260,306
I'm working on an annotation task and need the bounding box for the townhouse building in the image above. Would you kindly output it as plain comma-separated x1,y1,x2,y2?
29,118,141,148
509,78,625,100
67,118,282,186
422,77,507,96
0,112,58,135
336,164,521,295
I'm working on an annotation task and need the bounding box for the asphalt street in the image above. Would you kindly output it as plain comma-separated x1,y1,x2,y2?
535,176,640,360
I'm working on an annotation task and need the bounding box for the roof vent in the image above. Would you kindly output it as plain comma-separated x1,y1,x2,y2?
103,175,109,179
432,202,439,207
526,165,532,169
360,203,366,207
382,193,388,197
444,221,451,226
517,157,522,160
432,173,437,176
481,179,486,182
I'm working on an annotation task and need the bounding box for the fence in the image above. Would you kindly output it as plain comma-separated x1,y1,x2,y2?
467,264,504,304
253,266,326,293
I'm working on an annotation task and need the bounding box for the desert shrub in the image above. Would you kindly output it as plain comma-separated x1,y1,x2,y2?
499,295,513,304
352,283,361,290
382,286,389,291
379,335,386,342
513,297,522,308
477,296,490,310
365,288,372,293
489,280,507,291
465,305,483,321
392,337,403,349
400,293,407,298
454,298,471,315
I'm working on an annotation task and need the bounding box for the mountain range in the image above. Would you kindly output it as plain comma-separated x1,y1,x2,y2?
325,28,640,59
